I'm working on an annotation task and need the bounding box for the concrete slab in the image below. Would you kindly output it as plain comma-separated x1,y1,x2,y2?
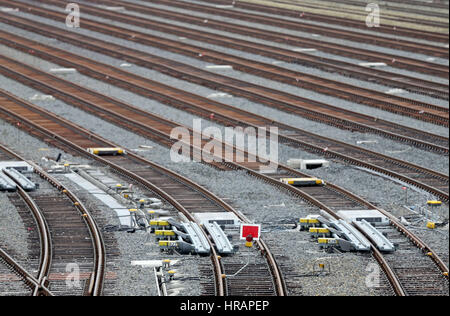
205,65,233,70
337,210,389,226
0,161,33,172
64,173,134,226
131,260,179,268
64,173,103,194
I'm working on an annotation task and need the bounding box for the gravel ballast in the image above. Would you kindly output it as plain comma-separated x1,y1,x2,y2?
177,0,449,47
113,0,449,66
0,192,29,260
0,40,447,174
0,95,383,296
0,114,384,296
0,2,448,296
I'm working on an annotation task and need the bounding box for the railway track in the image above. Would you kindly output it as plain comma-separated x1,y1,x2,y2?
1,88,447,296
380,0,449,10
3,1,448,102
231,0,450,27
0,247,44,296
0,40,448,201
0,0,448,295
0,143,105,296
240,164,449,296
2,13,448,138
0,89,286,297
21,0,450,102
97,0,449,58
56,0,450,78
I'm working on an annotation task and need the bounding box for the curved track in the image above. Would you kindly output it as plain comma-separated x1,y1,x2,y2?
0,86,448,295
0,89,286,297
0,0,447,296
0,143,105,296
2,1,448,102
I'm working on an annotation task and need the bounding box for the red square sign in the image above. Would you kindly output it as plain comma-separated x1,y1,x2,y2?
240,224,261,240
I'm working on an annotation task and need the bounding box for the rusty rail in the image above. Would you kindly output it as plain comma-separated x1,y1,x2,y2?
0,143,106,296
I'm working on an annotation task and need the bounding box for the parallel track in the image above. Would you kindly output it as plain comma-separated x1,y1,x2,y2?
84,0,449,58
12,0,450,110
219,0,450,28
0,45,447,202
1,13,448,142
0,143,105,296
0,85,448,295
0,1,447,295
3,0,448,101
48,0,450,78
0,90,286,297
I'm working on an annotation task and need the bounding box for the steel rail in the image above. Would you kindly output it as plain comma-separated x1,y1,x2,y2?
15,186,52,296
204,0,450,39
0,142,106,296
5,1,447,121
221,0,450,26
77,0,449,58
5,0,448,79
0,144,55,296
0,93,283,297
0,247,53,296
51,0,450,77
222,162,448,295
0,89,288,296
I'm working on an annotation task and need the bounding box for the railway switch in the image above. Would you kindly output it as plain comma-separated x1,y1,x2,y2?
155,230,176,241
153,219,211,255
318,238,339,251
